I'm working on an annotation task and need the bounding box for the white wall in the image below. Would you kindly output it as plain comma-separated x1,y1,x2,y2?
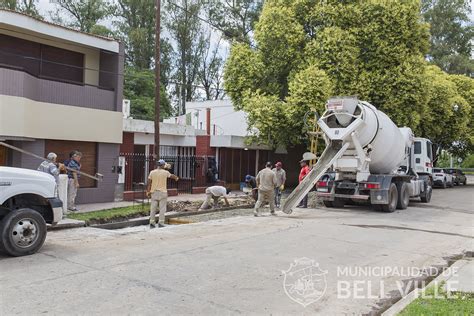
164,100,249,137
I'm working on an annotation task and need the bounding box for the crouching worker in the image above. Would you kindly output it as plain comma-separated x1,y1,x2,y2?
147,159,179,229
199,186,231,210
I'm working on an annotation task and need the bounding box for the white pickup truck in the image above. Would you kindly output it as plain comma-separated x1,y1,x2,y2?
0,167,63,256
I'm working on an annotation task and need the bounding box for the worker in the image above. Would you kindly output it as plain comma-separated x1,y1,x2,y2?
245,174,258,201
65,151,82,212
254,162,278,217
37,152,63,183
298,160,310,208
199,186,231,210
146,159,179,229
272,162,286,208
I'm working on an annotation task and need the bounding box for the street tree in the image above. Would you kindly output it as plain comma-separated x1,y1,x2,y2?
205,0,263,43
0,0,42,18
417,66,471,156
124,67,172,120
197,34,225,100
422,0,473,76
52,0,112,33
165,0,206,114
225,0,431,148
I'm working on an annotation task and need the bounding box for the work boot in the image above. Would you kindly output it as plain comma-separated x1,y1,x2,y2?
270,211,277,216
253,210,259,217
149,223,156,229
158,223,166,228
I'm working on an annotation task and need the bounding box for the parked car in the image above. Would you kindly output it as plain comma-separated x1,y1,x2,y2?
446,168,467,186
432,168,454,188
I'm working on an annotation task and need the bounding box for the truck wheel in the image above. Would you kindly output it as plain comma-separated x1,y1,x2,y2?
0,208,47,257
333,198,345,208
323,200,334,208
380,183,398,213
420,185,432,203
463,179,467,185
441,179,447,189
396,182,409,210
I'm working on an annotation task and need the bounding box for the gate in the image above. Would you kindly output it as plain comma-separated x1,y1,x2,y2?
120,153,214,194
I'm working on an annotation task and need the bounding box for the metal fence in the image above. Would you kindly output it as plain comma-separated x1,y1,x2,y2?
120,153,216,194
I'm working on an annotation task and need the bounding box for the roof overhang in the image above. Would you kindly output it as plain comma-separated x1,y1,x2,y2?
0,10,119,53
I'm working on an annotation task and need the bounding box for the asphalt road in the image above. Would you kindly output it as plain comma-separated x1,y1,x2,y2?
1,183,473,315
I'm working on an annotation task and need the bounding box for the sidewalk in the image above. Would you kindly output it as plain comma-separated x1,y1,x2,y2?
75,192,246,214
444,258,474,293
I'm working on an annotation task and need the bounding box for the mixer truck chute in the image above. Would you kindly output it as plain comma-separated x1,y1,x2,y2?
282,97,433,214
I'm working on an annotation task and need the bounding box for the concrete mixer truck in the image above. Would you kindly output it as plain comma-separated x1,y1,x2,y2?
282,97,433,214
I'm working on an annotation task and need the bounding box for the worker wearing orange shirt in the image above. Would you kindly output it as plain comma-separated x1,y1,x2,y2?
298,160,310,208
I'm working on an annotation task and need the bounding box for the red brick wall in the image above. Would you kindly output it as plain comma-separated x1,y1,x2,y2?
120,132,134,153
196,135,215,156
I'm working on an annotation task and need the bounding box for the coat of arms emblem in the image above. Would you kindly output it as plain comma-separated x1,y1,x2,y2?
282,257,328,307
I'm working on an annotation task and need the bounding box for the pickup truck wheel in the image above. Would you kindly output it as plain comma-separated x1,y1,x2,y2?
380,183,398,213
420,185,432,203
463,179,467,185
396,182,409,210
0,208,47,257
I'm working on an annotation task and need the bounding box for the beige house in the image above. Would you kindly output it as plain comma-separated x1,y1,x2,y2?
0,9,124,203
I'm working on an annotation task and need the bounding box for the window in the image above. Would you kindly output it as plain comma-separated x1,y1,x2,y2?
414,141,421,154
426,142,433,160
45,140,97,188
0,34,84,84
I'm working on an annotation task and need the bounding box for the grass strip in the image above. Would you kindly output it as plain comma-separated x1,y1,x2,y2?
399,282,474,315
68,204,150,223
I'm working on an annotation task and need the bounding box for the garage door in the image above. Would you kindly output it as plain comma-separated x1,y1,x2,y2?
45,140,97,188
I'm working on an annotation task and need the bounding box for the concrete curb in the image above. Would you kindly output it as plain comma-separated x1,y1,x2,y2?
382,259,470,316
48,219,86,230
89,204,254,230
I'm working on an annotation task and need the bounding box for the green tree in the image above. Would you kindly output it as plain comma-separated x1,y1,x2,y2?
0,0,42,18
418,66,471,155
422,0,473,76
124,67,171,120
206,0,263,43
225,0,431,147
165,0,206,114
448,74,474,157
52,0,111,33
461,154,474,168
115,0,155,69
115,0,173,89
198,35,225,100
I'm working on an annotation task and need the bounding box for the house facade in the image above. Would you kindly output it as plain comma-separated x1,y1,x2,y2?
122,100,304,192
0,10,124,203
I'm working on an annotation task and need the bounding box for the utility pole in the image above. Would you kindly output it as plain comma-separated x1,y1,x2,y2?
154,0,161,158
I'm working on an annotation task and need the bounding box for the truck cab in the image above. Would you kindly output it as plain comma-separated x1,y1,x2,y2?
413,137,433,175
0,167,63,256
